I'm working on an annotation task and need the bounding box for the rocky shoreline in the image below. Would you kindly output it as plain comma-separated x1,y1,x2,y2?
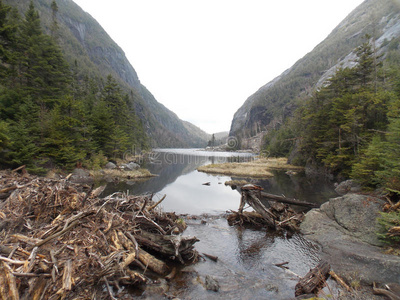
300,187,400,296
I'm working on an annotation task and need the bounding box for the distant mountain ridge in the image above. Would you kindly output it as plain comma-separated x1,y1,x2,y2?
229,0,400,150
4,0,209,148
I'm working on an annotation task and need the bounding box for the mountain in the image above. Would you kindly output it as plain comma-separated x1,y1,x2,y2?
229,0,400,150
4,0,209,148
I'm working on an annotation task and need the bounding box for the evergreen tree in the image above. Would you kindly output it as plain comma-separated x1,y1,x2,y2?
19,1,70,106
0,0,16,78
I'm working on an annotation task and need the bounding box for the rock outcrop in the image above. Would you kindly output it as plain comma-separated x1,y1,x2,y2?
301,193,400,285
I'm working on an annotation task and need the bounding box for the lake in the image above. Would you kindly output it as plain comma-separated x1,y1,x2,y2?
103,149,339,299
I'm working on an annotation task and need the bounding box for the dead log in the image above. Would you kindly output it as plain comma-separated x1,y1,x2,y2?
137,248,169,275
295,260,330,297
244,191,276,229
260,191,319,208
138,230,199,261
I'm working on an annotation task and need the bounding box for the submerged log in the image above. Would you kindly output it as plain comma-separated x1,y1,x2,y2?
295,260,330,297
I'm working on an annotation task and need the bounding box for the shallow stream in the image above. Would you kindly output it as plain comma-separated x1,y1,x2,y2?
103,149,339,299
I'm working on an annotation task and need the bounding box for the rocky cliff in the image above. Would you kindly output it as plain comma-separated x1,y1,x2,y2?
229,0,400,149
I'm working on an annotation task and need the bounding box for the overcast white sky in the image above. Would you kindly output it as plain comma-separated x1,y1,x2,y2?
73,0,364,134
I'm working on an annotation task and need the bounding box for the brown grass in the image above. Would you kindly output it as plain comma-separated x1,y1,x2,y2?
90,168,156,181
197,157,302,178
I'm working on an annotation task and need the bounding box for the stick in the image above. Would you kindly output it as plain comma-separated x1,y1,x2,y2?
372,282,400,300
12,272,52,278
12,165,26,172
62,260,72,291
275,261,289,268
148,194,167,211
23,246,38,273
35,211,94,248
329,270,351,292
203,253,218,262
0,255,26,265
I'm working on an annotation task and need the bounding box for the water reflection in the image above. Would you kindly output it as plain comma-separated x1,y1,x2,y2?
103,149,336,214
107,149,339,299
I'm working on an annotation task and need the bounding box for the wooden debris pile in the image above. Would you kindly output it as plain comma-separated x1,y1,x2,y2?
227,184,311,231
0,170,199,299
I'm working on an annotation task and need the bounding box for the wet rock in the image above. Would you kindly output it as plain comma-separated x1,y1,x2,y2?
334,179,361,195
205,275,219,292
105,162,117,169
301,194,400,285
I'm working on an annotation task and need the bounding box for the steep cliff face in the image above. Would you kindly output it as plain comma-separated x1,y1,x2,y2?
5,0,209,148
229,0,400,149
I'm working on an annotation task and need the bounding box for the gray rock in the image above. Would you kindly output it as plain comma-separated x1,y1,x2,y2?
125,162,140,170
320,194,385,246
69,168,93,184
301,194,400,285
72,168,90,177
205,275,219,292
334,179,361,195
104,162,117,169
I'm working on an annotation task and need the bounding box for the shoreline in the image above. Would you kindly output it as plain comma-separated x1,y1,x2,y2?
197,157,303,178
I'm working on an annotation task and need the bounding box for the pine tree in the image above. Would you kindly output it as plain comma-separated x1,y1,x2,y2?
19,1,70,107
0,0,16,78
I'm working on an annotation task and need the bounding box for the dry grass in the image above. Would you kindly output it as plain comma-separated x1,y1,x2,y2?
90,168,156,181
197,157,303,178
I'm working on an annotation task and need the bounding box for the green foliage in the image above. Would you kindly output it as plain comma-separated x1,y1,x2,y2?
377,211,400,244
264,125,295,157
275,37,391,176
0,120,10,163
0,2,149,173
82,151,108,171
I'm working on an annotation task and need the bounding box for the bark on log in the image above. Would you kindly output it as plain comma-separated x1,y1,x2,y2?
295,260,330,297
138,248,169,275
260,191,319,208
0,261,19,300
245,191,276,229
138,230,199,259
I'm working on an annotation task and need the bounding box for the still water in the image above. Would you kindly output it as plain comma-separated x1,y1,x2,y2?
103,149,338,299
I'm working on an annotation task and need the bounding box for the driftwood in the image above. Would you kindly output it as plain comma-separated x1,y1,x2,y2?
295,260,331,297
243,191,276,228
260,191,319,208
0,169,199,299
372,282,400,300
329,270,351,292
231,183,319,208
232,187,304,231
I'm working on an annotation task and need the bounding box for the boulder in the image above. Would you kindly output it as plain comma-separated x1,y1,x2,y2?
105,162,117,169
301,194,400,285
69,168,93,184
125,162,140,170
320,194,384,246
334,179,361,195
